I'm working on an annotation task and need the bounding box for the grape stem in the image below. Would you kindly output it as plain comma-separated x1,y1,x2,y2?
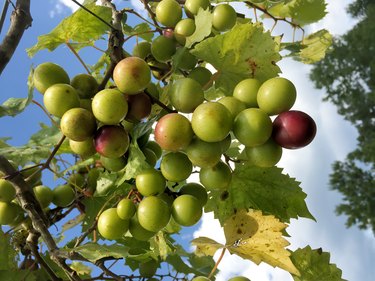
144,89,177,113
208,247,226,279
66,42,91,74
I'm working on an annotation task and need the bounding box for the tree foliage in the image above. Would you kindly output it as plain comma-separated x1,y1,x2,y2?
310,0,375,233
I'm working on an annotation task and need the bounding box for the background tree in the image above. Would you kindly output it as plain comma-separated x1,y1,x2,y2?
310,0,375,233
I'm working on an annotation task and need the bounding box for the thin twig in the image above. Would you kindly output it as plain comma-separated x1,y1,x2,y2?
144,89,176,113
32,100,59,127
66,42,91,74
43,135,67,169
208,247,226,279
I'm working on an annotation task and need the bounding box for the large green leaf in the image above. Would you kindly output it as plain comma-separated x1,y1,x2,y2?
291,246,347,281
191,23,281,97
288,0,327,25
66,243,130,263
27,4,112,57
205,164,314,225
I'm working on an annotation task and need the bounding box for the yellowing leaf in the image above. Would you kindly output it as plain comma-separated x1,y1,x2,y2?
191,237,224,257
224,209,300,276
299,29,332,64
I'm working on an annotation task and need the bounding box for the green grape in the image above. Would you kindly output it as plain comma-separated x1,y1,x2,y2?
0,202,22,225
97,208,129,240
160,152,192,182
151,35,176,63
179,182,208,207
191,276,211,281
43,84,80,118
233,108,272,147
185,137,222,168
228,277,251,281
184,0,210,17
71,73,98,99
191,102,232,142
155,0,182,27
136,169,166,196
172,194,202,226
217,96,246,122
133,41,152,59
0,179,16,202
129,215,156,241
68,173,85,189
170,78,204,113
245,138,282,167
117,198,136,220
257,77,297,115
60,108,97,141
52,184,75,207
33,62,70,94
92,89,128,125
69,138,96,158
141,147,158,167
174,18,196,45
126,93,152,122
79,98,92,112
233,78,261,108
100,155,127,172
139,259,158,278
177,49,198,71
212,4,237,32
137,196,171,232
187,66,213,87
199,161,232,191
220,133,232,153
144,141,162,159
33,185,53,208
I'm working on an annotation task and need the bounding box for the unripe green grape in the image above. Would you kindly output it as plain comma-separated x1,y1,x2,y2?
137,196,171,232
43,84,80,118
100,156,127,172
212,4,237,32
184,0,210,17
233,78,261,108
92,89,128,125
217,96,246,122
69,138,96,158
144,141,162,159
71,73,98,99
170,78,204,113
0,179,16,202
145,82,159,100
132,41,152,60
245,138,282,167
228,277,251,281
199,161,232,191
97,208,129,240
188,67,212,87
136,169,166,196
151,35,176,63
129,215,156,241
0,202,21,225
157,192,175,208
185,137,222,168
61,108,97,141
113,57,151,95
177,49,198,71
172,195,202,227
155,0,182,27
117,198,136,220
21,165,42,187
33,62,70,94
257,77,297,115
126,93,152,122
233,108,272,147
68,173,85,189
139,259,158,278
33,185,53,208
220,133,232,153
191,102,232,142
52,184,75,207
160,152,192,182
141,147,158,167
174,18,196,45
179,182,208,207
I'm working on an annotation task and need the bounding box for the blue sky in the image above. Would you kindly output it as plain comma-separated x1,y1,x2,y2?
0,0,374,280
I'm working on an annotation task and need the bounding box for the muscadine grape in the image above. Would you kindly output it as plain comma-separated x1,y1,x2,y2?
0,179,16,202
228,277,251,281
113,57,151,95
141,147,158,167
191,102,232,142
187,67,212,87
125,93,152,122
160,152,192,182
33,62,70,94
137,196,171,232
151,35,176,63
185,137,222,168
43,84,80,118
94,125,130,158
129,215,156,241
191,276,211,281
179,182,208,207
170,78,204,113
174,18,196,45
245,138,282,167
233,78,261,108
117,198,136,220
199,161,232,191
144,141,162,159
71,73,98,99
97,208,129,240
0,202,21,225
100,156,127,172
154,113,194,151
184,0,210,17
233,108,272,147
69,138,96,158
136,169,166,196
217,96,246,122
92,89,128,125
68,173,85,189
52,184,75,207
155,0,182,27
212,4,237,32
33,185,53,208
60,108,97,141
172,194,202,226
132,41,152,59
257,77,296,115
176,49,198,71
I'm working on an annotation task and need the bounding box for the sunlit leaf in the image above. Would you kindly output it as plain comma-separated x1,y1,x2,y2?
191,236,224,256
288,0,327,25
70,261,92,277
67,243,130,262
185,8,213,48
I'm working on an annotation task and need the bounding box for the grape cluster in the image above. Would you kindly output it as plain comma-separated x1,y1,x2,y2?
26,0,317,269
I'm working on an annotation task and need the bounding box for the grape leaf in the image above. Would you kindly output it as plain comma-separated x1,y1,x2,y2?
185,8,213,48
224,209,300,276
288,0,327,25
0,68,33,117
66,243,130,262
62,213,85,233
290,246,347,281
27,4,112,57
123,22,154,42
0,230,17,271
204,164,314,225
191,23,281,97
298,29,332,64
70,261,92,277
191,237,224,256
